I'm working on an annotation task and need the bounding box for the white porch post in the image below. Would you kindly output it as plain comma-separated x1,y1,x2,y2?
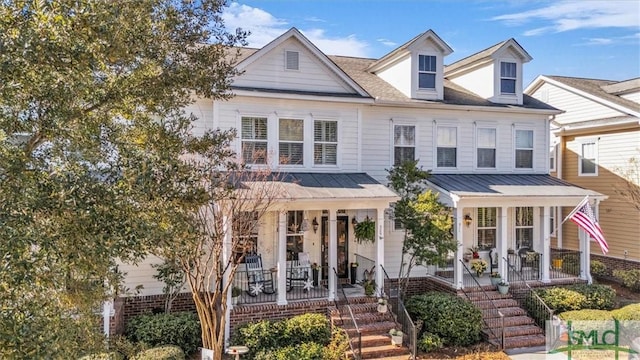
277,211,288,305
541,206,551,283
579,228,592,283
328,209,337,301
375,207,385,296
499,206,508,280
454,206,464,289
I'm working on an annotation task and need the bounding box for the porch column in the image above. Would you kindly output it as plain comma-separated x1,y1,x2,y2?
579,228,591,283
499,206,508,280
277,211,288,305
375,207,385,296
454,206,464,289
541,206,551,283
328,209,337,301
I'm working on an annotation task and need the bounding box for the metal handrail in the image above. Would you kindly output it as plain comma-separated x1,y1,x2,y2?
381,265,416,360
333,267,361,360
459,260,504,349
503,257,554,333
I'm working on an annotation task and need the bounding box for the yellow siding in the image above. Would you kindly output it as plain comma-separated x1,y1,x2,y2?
561,129,640,260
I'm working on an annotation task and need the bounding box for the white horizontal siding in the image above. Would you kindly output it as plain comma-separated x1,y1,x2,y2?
538,83,623,124
620,92,640,104
117,255,166,297
596,129,640,181
377,56,411,98
448,63,494,99
185,97,214,137
233,38,355,94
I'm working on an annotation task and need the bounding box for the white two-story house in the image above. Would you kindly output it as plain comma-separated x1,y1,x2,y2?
117,28,605,324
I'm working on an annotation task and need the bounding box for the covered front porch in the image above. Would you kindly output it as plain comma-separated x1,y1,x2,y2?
228,173,399,306
424,174,606,289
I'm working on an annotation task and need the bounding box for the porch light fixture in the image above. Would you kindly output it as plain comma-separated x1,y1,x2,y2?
464,214,473,227
312,217,319,233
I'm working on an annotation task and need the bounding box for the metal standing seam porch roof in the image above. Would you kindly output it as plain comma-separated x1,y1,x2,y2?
427,173,605,200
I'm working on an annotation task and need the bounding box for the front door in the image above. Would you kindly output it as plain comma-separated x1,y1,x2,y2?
321,216,349,278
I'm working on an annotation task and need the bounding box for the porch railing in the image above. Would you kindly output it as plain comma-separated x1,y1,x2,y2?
232,268,328,305
503,257,555,335
550,248,582,279
381,266,416,360
460,260,504,349
354,253,375,286
333,268,361,360
506,252,540,281
424,260,455,284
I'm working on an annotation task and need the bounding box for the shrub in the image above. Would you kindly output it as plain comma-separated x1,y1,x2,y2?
78,353,123,360
108,335,149,360
611,303,640,321
131,346,185,360
590,260,607,277
536,287,586,314
230,320,281,359
418,333,443,353
558,309,614,335
323,328,350,360
254,342,324,360
613,269,640,292
125,312,200,355
562,253,580,276
406,292,482,346
566,284,616,310
281,313,331,345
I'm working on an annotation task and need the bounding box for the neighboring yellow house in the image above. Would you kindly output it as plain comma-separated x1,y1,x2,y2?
526,76,640,266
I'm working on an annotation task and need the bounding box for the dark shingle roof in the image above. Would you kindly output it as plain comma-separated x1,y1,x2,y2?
546,76,640,112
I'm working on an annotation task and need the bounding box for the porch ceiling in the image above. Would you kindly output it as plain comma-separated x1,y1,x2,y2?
244,172,399,210
427,173,607,207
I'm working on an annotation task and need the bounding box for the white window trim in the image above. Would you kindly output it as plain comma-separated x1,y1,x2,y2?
474,125,497,170
240,116,269,165
312,118,341,168
412,51,442,100
434,122,459,170
277,115,306,168
499,61,517,95
549,206,557,237
417,54,437,90
514,207,534,249
549,143,557,172
513,126,535,170
390,120,418,167
578,138,598,176
476,207,497,250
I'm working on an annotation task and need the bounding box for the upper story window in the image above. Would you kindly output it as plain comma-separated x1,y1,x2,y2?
241,116,268,164
500,62,517,94
579,140,597,176
477,128,496,168
515,129,533,169
437,126,457,168
515,207,533,249
279,118,304,165
314,120,337,165
418,55,436,89
285,51,299,70
394,125,415,166
477,207,497,250
549,144,557,172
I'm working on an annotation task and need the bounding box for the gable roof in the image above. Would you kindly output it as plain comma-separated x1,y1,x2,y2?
526,75,640,117
235,28,370,97
444,38,532,76
367,29,453,73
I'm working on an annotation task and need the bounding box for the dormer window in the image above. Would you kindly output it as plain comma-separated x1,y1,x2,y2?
418,55,436,89
285,51,299,70
500,62,516,94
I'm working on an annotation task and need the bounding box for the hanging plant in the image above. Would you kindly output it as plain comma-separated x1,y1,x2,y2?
354,217,376,243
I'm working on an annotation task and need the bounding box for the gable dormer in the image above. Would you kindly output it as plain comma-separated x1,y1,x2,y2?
368,30,453,101
445,38,532,105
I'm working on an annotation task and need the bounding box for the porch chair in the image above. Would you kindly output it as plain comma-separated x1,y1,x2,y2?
518,247,540,276
245,254,275,296
286,252,311,291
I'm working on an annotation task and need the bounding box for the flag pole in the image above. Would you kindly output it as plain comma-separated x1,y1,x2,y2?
561,195,589,225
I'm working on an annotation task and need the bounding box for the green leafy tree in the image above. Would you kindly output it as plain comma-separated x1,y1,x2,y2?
387,160,457,296
0,1,246,358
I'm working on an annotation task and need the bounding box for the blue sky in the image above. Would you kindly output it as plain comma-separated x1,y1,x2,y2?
221,0,640,86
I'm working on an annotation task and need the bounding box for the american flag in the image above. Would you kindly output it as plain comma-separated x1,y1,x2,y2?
568,197,609,254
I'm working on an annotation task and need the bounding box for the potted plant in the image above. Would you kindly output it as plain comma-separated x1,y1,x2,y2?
363,279,376,296
497,279,509,294
231,286,242,305
377,298,388,313
471,259,487,277
489,272,501,286
469,246,480,259
311,263,320,286
552,257,563,270
389,328,403,346
354,216,375,243
350,262,358,285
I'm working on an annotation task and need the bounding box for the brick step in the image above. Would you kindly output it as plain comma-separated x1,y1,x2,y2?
359,334,396,348
499,334,546,349
347,344,411,360
484,324,543,338
458,284,497,293
501,315,535,327
465,291,513,301
364,355,412,360
474,298,520,309
481,306,527,318
344,321,397,337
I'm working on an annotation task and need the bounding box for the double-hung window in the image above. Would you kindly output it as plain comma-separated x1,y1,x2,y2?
477,128,496,168
437,126,457,167
314,120,337,165
241,116,268,164
477,207,497,250
500,62,516,94
579,141,597,175
418,55,436,89
515,207,533,249
279,118,304,165
393,125,415,166
515,129,533,169
549,143,557,172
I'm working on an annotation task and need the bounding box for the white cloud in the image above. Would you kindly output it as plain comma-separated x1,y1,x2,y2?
579,32,640,46
222,2,370,57
491,0,640,35
376,38,398,47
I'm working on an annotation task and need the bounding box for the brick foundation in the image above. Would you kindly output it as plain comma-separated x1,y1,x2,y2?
591,254,640,277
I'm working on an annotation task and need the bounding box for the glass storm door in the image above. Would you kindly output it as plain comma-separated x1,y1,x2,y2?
321,216,349,278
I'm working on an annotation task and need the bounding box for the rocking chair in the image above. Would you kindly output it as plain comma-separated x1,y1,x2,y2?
245,254,275,296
